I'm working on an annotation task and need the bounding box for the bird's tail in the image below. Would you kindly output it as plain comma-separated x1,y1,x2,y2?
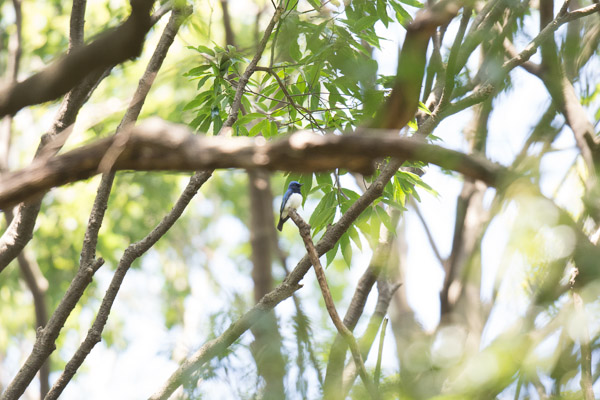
277,217,286,231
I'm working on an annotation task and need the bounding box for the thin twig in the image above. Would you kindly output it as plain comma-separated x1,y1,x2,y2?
410,198,445,264
502,2,600,73
288,210,379,400
222,4,284,129
374,318,388,389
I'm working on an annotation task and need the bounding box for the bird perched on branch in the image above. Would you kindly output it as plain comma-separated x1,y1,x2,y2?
277,181,303,231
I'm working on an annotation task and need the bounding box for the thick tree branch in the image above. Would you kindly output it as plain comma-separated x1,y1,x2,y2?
0,0,156,118
0,120,509,210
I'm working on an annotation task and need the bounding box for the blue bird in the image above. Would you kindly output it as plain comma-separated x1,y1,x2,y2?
277,181,303,231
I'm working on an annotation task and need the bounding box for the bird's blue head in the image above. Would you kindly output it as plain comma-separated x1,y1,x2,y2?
289,181,302,192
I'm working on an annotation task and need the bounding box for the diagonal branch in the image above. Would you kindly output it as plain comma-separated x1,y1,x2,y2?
149,157,404,400
0,5,171,274
288,209,379,400
0,258,104,400
0,0,156,118
44,9,191,399
501,2,600,74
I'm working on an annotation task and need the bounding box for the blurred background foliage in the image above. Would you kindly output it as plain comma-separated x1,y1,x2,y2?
1,0,600,399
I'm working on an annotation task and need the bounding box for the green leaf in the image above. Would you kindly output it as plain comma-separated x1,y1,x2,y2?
184,65,211,77
299,174,313,205
353,16,379,32
377,0,390,28
235,112,265,126
315,172,332,187
398,0,424,8
340,233,352,267
390,1,413,26
241,95,252,115
196,45,215,56
269,120,279,138
211,107,223,135
183,96,205,111
198,114,212,134
310,82,321,111
289,39,302,62
393,176,407,206
375,205,396,234
418,101,432,115
248,119,268,137
326,241,340,267
307,0,321,10
347,225,362,251
309,191,336,235
189,113,207,131
196,74,212,90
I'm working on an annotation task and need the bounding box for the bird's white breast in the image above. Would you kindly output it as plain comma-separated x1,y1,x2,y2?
282,193,302,217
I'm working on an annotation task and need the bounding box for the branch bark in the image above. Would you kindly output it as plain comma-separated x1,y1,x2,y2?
0,0,156,117
0,258,104,400
44,8,191,398
0,121,509,210
0,4,171,273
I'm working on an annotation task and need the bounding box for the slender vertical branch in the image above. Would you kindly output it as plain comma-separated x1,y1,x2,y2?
573,292,594,400
288,210,379,400
220,0,236,47
222,4,284,129
17,250,50,398
374,318,388,389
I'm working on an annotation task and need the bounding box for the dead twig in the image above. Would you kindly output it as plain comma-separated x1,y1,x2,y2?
288,209,379,400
